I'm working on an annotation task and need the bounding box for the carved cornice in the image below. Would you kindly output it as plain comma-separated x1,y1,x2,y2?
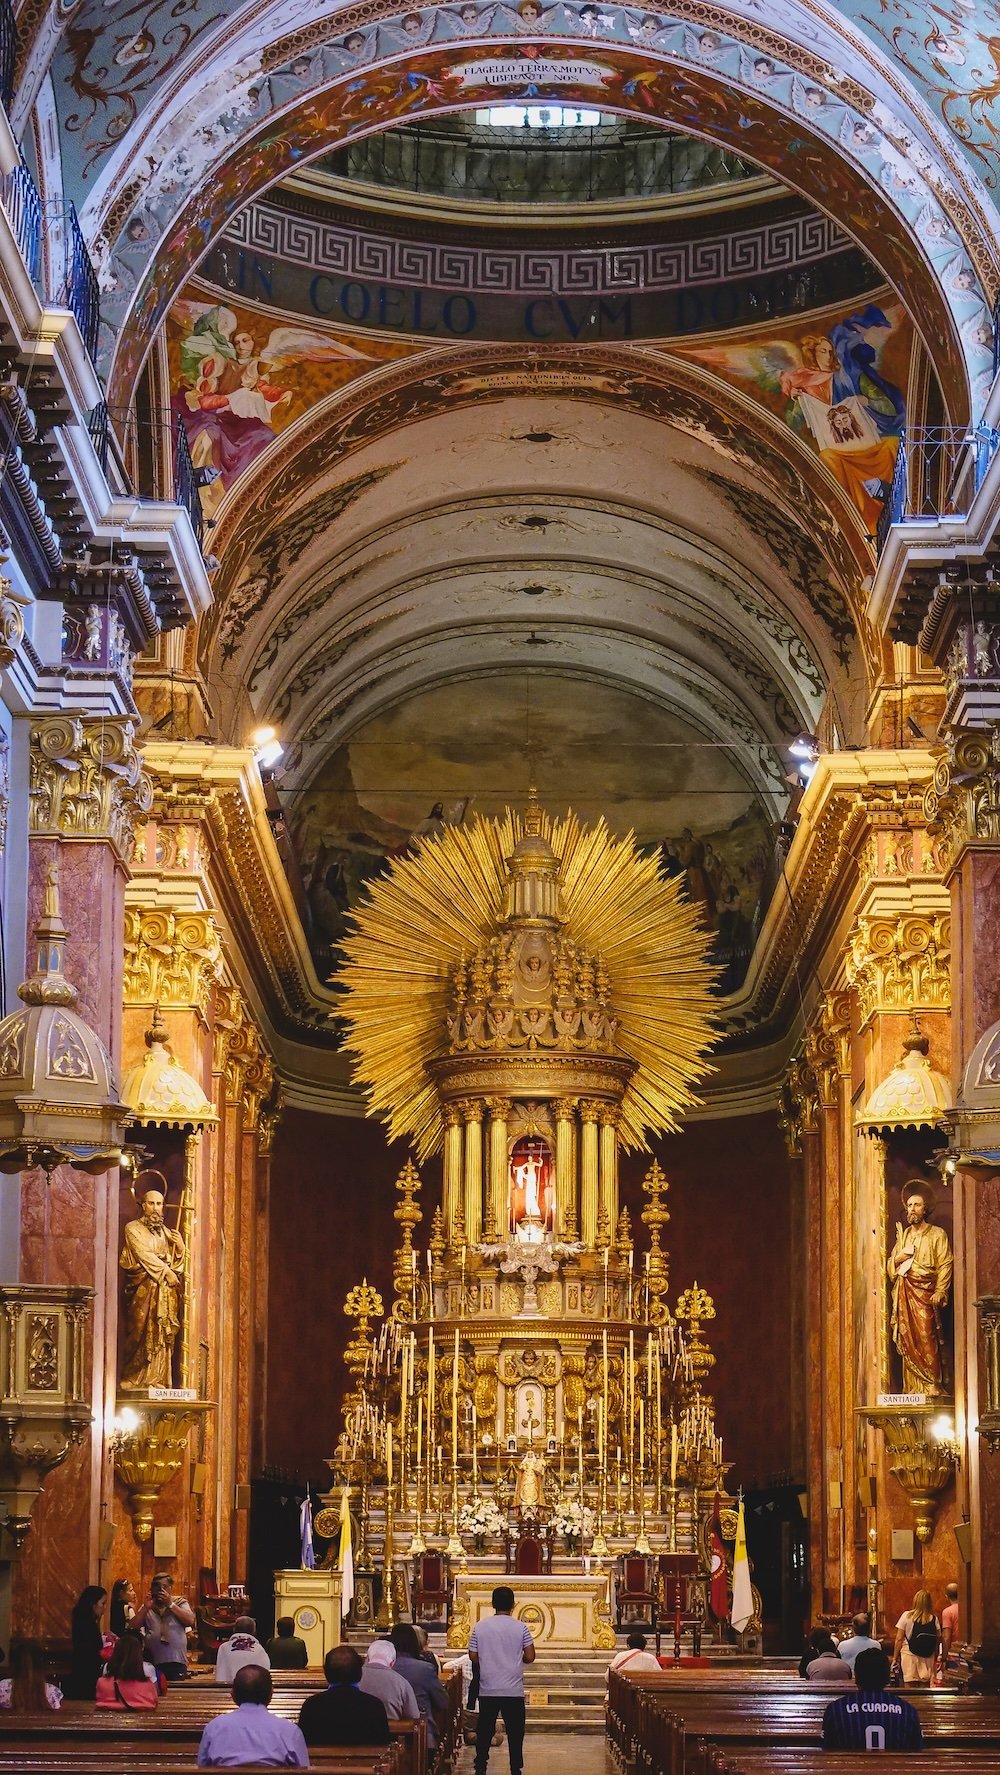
845,912,951,1026
925,726,1000,872
30,717,152,858
123,908,221,1016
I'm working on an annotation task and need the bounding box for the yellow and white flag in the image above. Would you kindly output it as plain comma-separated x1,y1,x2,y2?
339,1484,354,1618
730,1496,753,1635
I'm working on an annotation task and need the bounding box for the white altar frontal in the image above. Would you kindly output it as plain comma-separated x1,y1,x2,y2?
448,1572,616,1650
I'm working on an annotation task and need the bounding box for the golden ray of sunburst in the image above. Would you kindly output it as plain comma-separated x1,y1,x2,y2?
336,808,719,1159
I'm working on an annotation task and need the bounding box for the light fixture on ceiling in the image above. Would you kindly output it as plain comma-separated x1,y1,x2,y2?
786,731,820,789
252,725,285,773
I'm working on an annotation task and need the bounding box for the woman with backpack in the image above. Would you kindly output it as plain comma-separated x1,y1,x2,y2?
893,1589,940,1684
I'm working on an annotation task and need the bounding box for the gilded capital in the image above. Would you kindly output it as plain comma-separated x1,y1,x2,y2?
924,725,1000,869
579,1099,602,1125
777,1055,819,1156
805,991,852,1109
442,1102,463,1130
0,577,26,671
123,908,221,1016
553,1097,577,1122
846,913,950,1025
486,1096,513,1121
30,717,152,857
459,1098,483,1126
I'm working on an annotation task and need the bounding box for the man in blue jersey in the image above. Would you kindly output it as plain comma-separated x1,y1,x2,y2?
821,1648,924,1751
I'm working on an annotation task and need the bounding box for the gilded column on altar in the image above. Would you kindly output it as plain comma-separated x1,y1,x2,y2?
599,1106,619,1241
580,1100,600,1248
462,1100,483,1243
486,1098,511,1242
442,1103,463,1243
554,1098,577,1240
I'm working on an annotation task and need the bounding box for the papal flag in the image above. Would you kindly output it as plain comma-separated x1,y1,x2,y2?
339,1484,354,1618
730,1495,753,1635
300,1487,315,1571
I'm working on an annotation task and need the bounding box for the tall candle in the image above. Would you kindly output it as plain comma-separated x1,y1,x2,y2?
452,1327,459,1466
428,1328,435,1424
627,1248,634,1320
639,1395,645,1470
670,1422,678,1486
577,1406,584,1495
628,1330,635,1447
602,1246,609,1318
601,1328,609,1461
417,1396,423,1469
461,1245,467,1319
386,1422,393,1485
427,1248,434,1320
472,1402,478,1491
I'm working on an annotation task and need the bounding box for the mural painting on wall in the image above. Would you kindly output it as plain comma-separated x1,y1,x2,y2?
166,294,419,517
672,300,911,533
286,675,775,991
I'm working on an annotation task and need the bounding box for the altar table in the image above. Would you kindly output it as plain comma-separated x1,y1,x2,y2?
447,1571,616,1649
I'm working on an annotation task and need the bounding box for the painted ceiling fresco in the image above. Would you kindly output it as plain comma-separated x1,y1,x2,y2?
53,0,1000,198
671,296,914,533
71,9,994,418
166,291,420,518
289,671,777,993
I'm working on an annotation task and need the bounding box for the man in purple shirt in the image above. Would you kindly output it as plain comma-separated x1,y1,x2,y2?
198,1665,309,1767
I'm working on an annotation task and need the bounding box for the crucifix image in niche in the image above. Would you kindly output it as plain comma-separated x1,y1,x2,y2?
509,1134,554,1234
518,1387,542,1444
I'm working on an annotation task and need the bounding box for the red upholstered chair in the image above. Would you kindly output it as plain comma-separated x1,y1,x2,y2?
615,1554,658,1631
412,1550,452,1626
504,1526,553,1576
196,1568,244,1660
655,1552,705,1658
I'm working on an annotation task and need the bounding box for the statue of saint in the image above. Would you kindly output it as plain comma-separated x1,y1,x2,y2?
514,1449,546,1517
887,1180,953,1395
119,1173,185,1390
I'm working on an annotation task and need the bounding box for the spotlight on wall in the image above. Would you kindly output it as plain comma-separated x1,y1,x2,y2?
252,725,285,774
786,732,820,789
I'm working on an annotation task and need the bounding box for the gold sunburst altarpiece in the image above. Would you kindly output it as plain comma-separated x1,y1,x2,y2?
336,807,718,1159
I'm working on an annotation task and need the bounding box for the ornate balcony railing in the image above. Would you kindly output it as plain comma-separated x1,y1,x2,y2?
0,0,16,116
325,122,758,207
173,417,204,551
876,425,1000,556
0,158,101,362
994,289,1000,384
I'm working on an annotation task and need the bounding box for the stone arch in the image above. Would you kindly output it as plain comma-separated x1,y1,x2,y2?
91,4,998,416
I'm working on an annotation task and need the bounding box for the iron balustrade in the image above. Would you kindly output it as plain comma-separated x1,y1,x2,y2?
325,123,757,206
172,417,204,551
0,0,15,117
994,288,1000,383
876,425,1000,555
0,158,101,362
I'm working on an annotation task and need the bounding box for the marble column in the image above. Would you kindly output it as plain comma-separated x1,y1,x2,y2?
462,1101,484,1245
443,1105,463,1246
12,716,150,1636
579,1101,601,1250
486,1099,511,1243
554,1099,577,1240
599,1107,619,1241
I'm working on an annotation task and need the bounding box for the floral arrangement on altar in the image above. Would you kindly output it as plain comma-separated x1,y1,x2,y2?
551,1496,596,1541
459,1495,507,1539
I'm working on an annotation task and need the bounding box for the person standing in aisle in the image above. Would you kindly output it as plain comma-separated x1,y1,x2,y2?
470,1586,535,1775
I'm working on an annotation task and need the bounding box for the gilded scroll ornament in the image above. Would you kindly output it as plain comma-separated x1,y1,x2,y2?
29,717,152,856
846,913,950,1025
777,1056,819,1156
123,909,221,1015
924,725,1000,867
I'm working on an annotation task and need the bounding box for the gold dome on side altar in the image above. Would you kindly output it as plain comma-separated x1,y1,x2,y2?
857,1021,951,1135
121,1009,217,1130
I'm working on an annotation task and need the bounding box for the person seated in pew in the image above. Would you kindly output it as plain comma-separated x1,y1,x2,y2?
821,1647,924,1751
96,1631,160,1710
298,1645,391,1748
608,1631,662,1681
359,1639,420,1722
390,1623,449,1752
266,1616,309,1670
215,1616,271,1684
198,1663,309,1767
0,1638,62,1710
800,1628,854,1684
836,1613,883,1672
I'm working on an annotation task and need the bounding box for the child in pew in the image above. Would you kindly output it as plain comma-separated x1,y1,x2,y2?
0,1639,62,1711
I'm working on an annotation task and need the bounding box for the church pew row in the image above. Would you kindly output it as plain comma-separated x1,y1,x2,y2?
606,1672,1000,1775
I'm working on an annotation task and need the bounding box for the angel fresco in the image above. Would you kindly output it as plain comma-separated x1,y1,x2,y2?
170,301,373,513
679,304,906,533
